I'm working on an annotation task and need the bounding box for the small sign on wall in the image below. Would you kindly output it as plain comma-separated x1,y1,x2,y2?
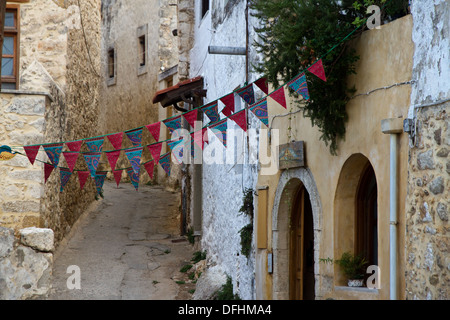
278,141,305,169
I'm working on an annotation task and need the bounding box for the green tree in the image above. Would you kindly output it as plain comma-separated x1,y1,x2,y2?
250,0,409,154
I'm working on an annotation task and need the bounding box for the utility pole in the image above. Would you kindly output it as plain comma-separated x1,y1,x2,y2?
0,0,6,92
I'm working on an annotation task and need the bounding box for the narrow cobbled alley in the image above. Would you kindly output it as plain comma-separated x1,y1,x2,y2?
48,181,195,300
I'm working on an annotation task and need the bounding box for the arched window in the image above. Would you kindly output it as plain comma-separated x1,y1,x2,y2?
356,163,378,267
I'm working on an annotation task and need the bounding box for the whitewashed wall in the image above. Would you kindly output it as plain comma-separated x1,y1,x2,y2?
189,0,263,299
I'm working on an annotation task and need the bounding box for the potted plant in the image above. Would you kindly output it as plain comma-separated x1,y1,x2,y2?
335,251,368,287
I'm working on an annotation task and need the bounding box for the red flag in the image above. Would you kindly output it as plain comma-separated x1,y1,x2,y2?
220,93,235,116
144,161,155,180
269,86,287,109
63,152,79,172
183,109,198,129
145,122,161,142
66,140,83,152
308,59,327,82
44,163,54,183
113,170,122,188
106,150,121,171
229,110,247,132
77,171,90,190
147,142,163,164
23,145,40,165
254,77,269,94
191,127,208,149
107,132,124,150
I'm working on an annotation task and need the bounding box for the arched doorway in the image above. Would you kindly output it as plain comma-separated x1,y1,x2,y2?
271,168,321,300
289,185,315,300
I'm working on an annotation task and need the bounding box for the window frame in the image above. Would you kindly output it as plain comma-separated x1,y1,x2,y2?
1,5,20,90
106,44,117,86
136,24,148,76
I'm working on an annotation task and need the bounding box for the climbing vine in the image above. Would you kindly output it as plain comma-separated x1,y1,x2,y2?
250,0,409,155
239,188,254,259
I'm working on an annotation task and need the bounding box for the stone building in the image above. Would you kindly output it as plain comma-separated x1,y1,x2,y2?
0,0,101,245
404,0,449,300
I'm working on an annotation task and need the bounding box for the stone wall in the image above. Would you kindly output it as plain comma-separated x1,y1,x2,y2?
1,0,101,247
0,226,54,300
0,93,48,230
189,0,262,300
405,0,449,301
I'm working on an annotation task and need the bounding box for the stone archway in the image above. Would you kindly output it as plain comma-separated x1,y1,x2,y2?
271,168,322,300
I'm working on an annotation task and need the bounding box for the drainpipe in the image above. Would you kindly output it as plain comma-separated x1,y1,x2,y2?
381,118,403,300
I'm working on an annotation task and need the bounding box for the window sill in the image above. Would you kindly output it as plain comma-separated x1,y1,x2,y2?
335,286,379,294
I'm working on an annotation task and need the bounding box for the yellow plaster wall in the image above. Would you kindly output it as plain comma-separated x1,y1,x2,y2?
255,15,413,300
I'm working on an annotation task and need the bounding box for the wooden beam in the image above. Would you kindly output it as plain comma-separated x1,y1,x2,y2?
0,0,6,91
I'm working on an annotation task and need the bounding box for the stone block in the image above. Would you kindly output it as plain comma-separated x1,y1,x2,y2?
429,176,444,195
2,201,40,213
5,97,45,116
0,227,15,258
417,150,435,170
19,227,54,252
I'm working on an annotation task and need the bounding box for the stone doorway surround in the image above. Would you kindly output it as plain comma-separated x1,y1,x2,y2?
271,167,322,300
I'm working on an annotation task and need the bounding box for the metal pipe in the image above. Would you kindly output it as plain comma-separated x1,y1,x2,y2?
208,45,246,56
389,133,398,300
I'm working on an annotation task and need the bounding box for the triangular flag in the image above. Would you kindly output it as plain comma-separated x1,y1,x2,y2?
145,122,161,142
143,160,155,180
308,59,327,82
220,93,235,116
43,143,64,167
126,168,139,192
254,77,269,94
23,145,40,165
105,150,121,171
269,86,287,109
287,73,310,101
229,110,247,132
158,152,171,176
249,98,269,127
66,140,83,152
94,171,108,195
163,115,182,135
125,128,143,147
183,109,198,129
107,132,123,150
63,151,79,172
85,137,104,153
201,101,220,124
125,147,143,175
147,142,163,164
236,84,255,105
77,171,90,190
44,163,54,183
167,139,184,164
83,152,102,178
191,127,208,149
113,170,123,188
60,168,72,192
209,118,228,147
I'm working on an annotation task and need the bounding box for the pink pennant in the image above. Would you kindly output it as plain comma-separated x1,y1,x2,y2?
77,171,90,190
308,59,327,82
229,110,247,132
254,77,269,94
44,163,54,183
147,142,163,164
66,140,83,152
113,170,122,188
183,109,198,129
144,161,155,180
191,127,208,149
23,145,40,165
63,152,79,172
145,122,161,142
107,132,124,150
106,150,121,170
270,86,287,109
220,93,235,116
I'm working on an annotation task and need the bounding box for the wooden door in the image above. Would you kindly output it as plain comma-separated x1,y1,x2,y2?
289,187,305,300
